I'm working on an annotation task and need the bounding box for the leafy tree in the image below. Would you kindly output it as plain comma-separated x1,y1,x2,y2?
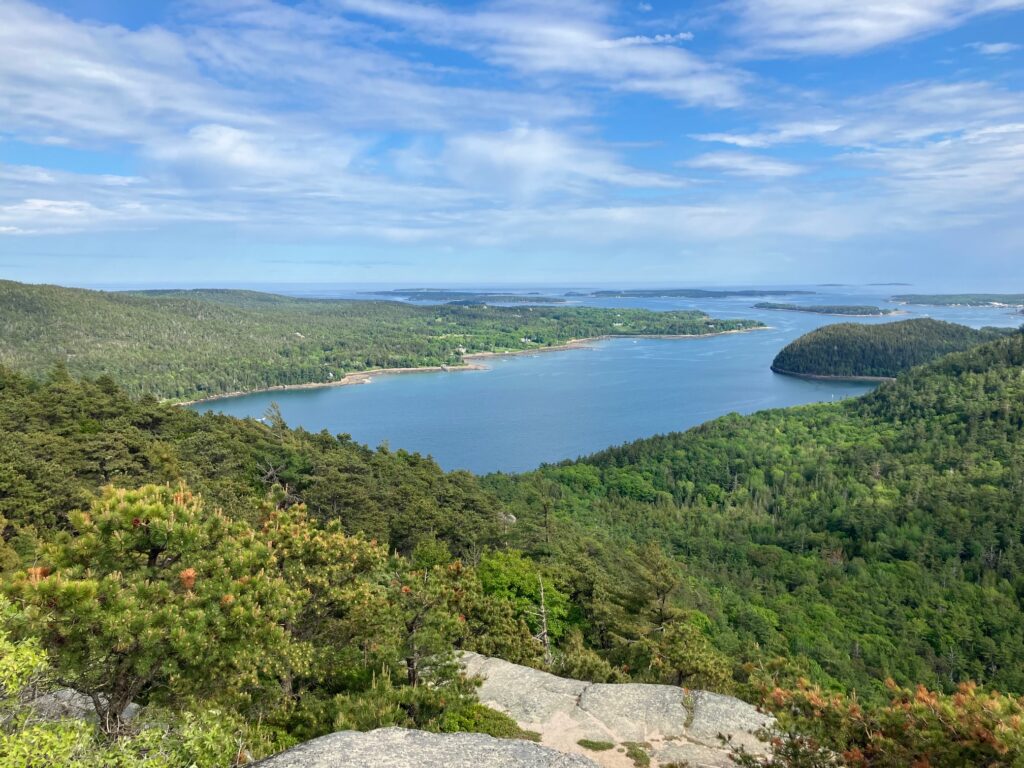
390,540,470,689
261,500,392,691
732,679,1024,767
646,616,732,690
477,550,570,643
8,485,296,733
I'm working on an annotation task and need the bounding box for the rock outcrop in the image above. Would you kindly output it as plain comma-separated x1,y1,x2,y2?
30,687,141,724
252,654,772,767
461,652,772,768
252,727,599,767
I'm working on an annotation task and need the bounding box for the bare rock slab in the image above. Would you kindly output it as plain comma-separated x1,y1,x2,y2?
252,727,598,768
461,652,772,768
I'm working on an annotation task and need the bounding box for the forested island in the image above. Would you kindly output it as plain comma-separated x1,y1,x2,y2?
893,293,1024,307
567,288,816,299
0,280,762,401
753,302,897,316
2,331,1024,765
770,317,1017,379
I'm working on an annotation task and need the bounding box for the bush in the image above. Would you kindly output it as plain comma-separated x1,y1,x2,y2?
577,739,616,751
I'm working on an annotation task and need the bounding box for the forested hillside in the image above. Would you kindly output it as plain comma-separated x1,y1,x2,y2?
491,329,1024,700
0,280,760,401
3,333,1024,765
770,317,1015,378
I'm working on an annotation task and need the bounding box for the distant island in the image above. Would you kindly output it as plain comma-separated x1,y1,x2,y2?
0,280,764,402
566,288,816,299
771,317,1018,380
869,282,913,286
893,293,1024,307
754,302,898,316
360,289,566,304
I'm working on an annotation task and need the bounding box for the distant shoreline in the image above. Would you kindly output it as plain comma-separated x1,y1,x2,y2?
770,365,895,383
178,326,768,407
759,308,908,318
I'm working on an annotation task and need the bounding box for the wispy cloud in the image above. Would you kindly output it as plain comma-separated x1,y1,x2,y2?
1,0,1023,283
334,0,745,107
692,81,1024,148
729,0,1024,56
686,151,806,177
969,41,1022,54
443,126,686,200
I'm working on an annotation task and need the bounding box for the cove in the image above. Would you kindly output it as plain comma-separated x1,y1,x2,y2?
193,333,873,474
191,290,1022,474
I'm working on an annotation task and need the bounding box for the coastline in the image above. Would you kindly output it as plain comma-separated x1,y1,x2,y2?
770,365,895,383
759,308,908,318
177,326,767,407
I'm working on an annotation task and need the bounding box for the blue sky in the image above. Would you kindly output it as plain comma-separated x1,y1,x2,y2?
1,0,1023,287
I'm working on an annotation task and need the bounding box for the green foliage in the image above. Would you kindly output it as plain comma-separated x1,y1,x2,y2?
550,629,624,683
0,596,291,767
495,332,1024,699
4,322,1024,766
754,304,895,316
478,550,570,641
771,318,1017,378
642,616,733,691
0,366,506,555
7,485,296,732
0,279,761,400
260,504,392,692
577,739,616,751
390,542,472,688
732,680,1024,767
332,670,470,732
623,741,652,767
439,702,539,741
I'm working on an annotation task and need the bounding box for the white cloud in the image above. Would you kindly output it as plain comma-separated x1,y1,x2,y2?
693,81,1024,149
969,41,1022,54
687,151,807,177
0,0,252,142
334,0,745,106
147,124,365,186
615,32,694,45
853,122,1024,218
693,122,841,148
730,0,1024,56
1,0,1022,273
443,126,685,199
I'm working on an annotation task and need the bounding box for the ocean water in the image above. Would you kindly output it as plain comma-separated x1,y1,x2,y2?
192,288,1022,474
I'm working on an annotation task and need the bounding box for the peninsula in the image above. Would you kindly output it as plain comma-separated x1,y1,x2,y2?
0,280,763,402
753,302,898,316
892,293,1024,307
566,288,816,299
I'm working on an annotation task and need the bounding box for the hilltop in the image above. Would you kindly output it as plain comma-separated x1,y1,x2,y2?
769,317,1016,379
